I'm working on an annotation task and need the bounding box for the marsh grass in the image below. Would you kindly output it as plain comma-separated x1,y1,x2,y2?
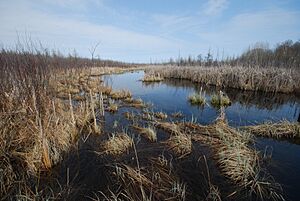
107,102,119,113
211,91,231,108
110,90,132,100
242,120,300,139
103,157,186,201
145,65,300,94
102,133,133,156
178,116,284,200
141,73,164,82
164,133,192,158
132,125,157,142
154,112,168,120
171,111,184,118
188,93,206,106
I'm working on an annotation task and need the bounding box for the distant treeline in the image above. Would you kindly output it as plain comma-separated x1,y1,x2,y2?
0,48,134,70
165,40,300,68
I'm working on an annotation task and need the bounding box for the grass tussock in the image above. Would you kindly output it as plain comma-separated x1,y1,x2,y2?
211,91,231,108
164,133,192,158
110,89,132,99
154,112,168,120
107,103,118,113
156,121,181,135
102,133,133,156
188,93,206,106
145,65,300,94
242,120,300,139
132,125,157,142
141,73,164,82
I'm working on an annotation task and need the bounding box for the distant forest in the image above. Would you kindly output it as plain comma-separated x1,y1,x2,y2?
165,40,300,68
1,40,299,69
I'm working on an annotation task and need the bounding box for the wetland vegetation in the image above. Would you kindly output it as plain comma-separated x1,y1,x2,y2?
0,41,300,201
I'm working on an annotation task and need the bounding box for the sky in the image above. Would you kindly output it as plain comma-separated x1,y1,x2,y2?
0,0,300,63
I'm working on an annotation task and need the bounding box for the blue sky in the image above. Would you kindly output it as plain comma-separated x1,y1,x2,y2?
0,0,300,62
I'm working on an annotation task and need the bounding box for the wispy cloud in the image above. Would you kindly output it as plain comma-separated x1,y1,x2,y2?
198,9,300,55
0,0,180,62
203,0,228,15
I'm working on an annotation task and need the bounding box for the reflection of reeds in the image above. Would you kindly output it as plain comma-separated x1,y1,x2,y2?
242,120,300,139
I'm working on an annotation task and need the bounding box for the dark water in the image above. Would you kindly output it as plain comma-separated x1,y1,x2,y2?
103,71,300,201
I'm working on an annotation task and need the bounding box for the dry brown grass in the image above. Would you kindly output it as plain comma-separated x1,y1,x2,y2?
145,65,300,94
178,117,284,200
110,89,132,99
242,120,300,139
141,73,164,82
164,133,192,158
132,125,157,142
103,157,186,201
154,112,168,120
102,133,133,156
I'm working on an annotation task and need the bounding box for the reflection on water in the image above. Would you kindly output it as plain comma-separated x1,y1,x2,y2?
103,70,300,201
104,71,300,126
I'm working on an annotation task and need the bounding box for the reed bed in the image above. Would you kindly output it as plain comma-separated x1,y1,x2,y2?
102,133,133,156
242,120,300,139
145,65,300,94
0,50,89,198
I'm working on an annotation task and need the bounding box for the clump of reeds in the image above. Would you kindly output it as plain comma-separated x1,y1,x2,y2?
124,111,135,120
110,89,132,99
141,73,164,82
156,121,181,135
211,91,231,108
102,133,133,156
107,102,118,113
131,125,157,142
165,133,192,158
155,111,168,119
124,97,145,108
242,120,300,139
188,88,206,106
